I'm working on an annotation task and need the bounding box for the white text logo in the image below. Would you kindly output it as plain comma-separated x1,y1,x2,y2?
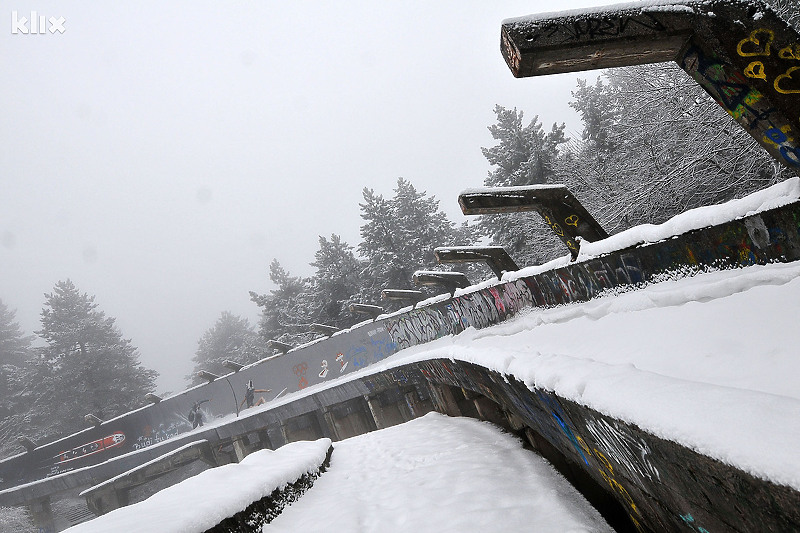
11,11,66,34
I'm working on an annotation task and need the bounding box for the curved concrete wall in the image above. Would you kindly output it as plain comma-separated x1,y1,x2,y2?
3,201,800,531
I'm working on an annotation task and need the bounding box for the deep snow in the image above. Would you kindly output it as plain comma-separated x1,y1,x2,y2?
65,414,612,533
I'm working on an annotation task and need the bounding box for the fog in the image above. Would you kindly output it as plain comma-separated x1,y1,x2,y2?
1,0,611,394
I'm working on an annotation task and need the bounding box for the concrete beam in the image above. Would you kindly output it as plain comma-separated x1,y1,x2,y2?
500,0,800,170
435,246,520,280
459,185,608,258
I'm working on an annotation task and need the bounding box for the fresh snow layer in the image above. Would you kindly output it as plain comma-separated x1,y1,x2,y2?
268,413,612,533
64,439,332,533
577,177,800,258
370,262,800,490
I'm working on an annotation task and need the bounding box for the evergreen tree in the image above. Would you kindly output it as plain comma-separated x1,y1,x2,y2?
358,178,477,305
0,300,33,458
560,62,790,234
309,234,363,328
250,260,316,348
27,280,157,438
479,106,569,266
189,312,264,385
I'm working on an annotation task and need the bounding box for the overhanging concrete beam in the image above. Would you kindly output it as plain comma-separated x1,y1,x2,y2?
267,340,293,354
381,289,426,308
459,185,608,258
349,303,384,321
412,271,470,296
500,0,800,170
310,323,340,337
434,246,520,280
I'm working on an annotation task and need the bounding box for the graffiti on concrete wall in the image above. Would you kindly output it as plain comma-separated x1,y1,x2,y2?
540,395,647,531
682,41,800,167
132,421,184,452
737,28,800,95
385,307,455,350
585,418,661,484
521,13,669,46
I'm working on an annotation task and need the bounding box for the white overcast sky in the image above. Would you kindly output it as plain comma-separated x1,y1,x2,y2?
2,0,615,393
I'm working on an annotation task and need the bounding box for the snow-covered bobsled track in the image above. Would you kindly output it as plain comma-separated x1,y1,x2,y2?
3,0,800,531
4,184,800,532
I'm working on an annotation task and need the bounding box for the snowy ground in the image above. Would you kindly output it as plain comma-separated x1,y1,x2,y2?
65,414,612,533
268,413,611,532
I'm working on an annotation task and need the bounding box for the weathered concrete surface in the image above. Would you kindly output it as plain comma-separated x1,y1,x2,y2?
4,200,800,516
500,0,800,171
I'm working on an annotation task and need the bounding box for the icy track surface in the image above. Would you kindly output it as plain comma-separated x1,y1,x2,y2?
269,413,612,533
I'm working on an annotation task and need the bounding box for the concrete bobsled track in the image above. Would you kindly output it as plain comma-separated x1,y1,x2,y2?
4,192,800,531
3,0,800,531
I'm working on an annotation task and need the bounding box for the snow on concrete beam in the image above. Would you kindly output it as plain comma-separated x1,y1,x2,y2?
196,370,220,383
381,289,426,308
17,436,37,453
144,393,162,404
348,303,384,321
434,246,520,280
222,359,245,372
459,184,608,259
267,340,293,354
413,270,470,296
84,414,103,428
310,323,340,337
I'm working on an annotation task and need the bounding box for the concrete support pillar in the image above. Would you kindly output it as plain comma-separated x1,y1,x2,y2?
361,395,382,431
506,412,527,432
233,437,248,462
428,383,462,417
257,429,274,450
364,395,387,429
27,497,55,533
321,407,342,442
279,423,289,445
404,391,419,419
473,395,507,428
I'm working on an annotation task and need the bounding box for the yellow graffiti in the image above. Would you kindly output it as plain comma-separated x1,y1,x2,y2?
775,66,800,94
593,448,614,474
576,435,591,456
744,61,767,80
582,441,644,528
737,29,774,57
552,223,564,237
565,214,580,227
779,44,800,61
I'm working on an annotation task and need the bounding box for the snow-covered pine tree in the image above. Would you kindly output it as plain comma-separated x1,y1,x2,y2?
28,280,157,439
479,105,568,266
357,178,475,306
309,234,363,329
250,260,316,348
188,312,264,386
0,299,34,459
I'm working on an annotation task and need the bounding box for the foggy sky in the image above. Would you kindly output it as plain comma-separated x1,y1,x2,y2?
2,0,613,393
